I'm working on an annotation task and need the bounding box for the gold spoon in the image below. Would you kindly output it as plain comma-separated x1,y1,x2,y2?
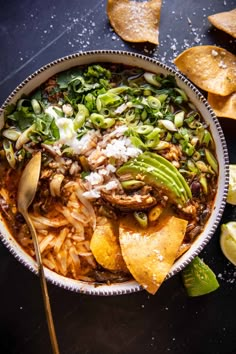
17,151,60,354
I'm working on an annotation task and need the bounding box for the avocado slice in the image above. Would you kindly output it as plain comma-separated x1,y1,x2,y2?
136,156,188,201
117,161,186,205
116,152,192,206
136,152,192,199
120,160,184,197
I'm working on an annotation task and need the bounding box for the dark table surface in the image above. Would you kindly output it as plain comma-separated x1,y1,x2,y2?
0,1,236,353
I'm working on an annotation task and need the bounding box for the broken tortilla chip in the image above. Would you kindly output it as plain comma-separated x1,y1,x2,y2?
208,8,236,39
174,45,236,96
208,92,236,119
90,217,128,272
119,216,188,294
107,0,162,45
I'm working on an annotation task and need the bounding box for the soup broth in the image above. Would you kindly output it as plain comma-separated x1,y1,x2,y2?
0,63,218,284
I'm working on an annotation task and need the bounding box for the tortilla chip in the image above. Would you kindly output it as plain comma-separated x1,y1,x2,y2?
107,0,162,45
174,46,236,96
208,9,236,39
90,217,128,272
175,242,191,259
208,92,236,119
119,216,188,294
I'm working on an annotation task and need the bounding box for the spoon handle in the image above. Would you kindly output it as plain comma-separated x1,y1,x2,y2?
25,212,60,354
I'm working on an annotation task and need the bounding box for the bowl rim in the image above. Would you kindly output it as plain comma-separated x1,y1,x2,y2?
0,49,229,296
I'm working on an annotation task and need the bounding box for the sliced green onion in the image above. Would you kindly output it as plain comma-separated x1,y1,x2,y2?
108,86,128,94
130,136,146,150
174,111,185,128
179,127,190,141
90,113,105,128
77,103,89,118
74,114,86,130
165,132,172,142
135,125,153,135
200,175,208,194
148,205,163,222
17,99,31,110
198,131,206,146
187,159,199,173
125,109,136,122
147,96,161,110
85,93,96,111
96,97,102,112
159,119,177,132
100,108,112,117
2,128,21,141
202,130,213,147
3,139,16,168
96,92,122,111
121,180,145,190
134,211,148,228
181,142,195,156
103,118,115,129
143,89,152,96
186,113,201,129
70,76,85,92
174,132,181,140
192,151,201,161
143,73,161,87
157,94,168,103
74,104,89,130
195,160,208,172
174,96,183,105
153,141,170,150
205,149,218,174
141,110,148,120
31,99,41,114
15,124,36,150
145,135,160,148
153,111,163,119
185,114,195,126
190,136,199,147
146,128,161,139
52,107,63,117
174,88,188,102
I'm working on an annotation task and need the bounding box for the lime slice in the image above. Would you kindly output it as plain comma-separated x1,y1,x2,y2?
227,164,236,205
182,256,219,297
220,222,236,266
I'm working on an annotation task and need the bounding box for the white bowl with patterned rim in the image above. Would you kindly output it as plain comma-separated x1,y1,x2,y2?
0,50,229,296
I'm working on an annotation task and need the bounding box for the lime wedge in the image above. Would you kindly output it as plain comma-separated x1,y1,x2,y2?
220,222,236,266
182,256,219,297
227,165,236,205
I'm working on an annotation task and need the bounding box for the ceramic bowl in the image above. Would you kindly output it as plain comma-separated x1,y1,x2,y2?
0,50,229,295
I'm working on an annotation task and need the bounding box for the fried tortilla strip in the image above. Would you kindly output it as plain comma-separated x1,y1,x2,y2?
175,242,191,259
107,0,162,45
119,216,188,294
90,217,128,272
208,9,236,39
208,92,236,119
174,46,236,96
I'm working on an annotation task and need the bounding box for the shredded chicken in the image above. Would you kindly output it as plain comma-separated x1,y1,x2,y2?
101,190,157,211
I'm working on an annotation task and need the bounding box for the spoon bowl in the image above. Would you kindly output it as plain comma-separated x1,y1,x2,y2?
17,151,42,217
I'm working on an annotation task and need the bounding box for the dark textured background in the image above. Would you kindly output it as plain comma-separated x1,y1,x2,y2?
0,1,236,353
